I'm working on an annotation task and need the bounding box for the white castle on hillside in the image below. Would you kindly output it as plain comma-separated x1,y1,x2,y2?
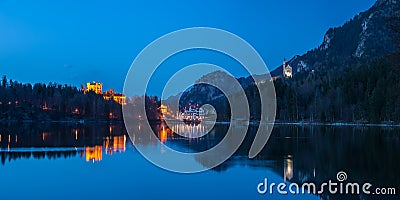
283,58,292,78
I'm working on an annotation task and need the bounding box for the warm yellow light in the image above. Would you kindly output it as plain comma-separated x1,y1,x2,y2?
86,82,103,95
42,103,49,111
159,127,167,143
284,156,293,182
42,132,47,141
103,135,126,156
85,146,103,162
112,135,126,152
75,129,78,140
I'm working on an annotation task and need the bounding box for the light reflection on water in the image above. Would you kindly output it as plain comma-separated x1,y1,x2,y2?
0,122,399,200
0,123,127,163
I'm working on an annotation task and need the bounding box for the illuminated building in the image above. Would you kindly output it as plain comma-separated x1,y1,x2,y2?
83,82,126,105
112,94,126,105
85,146,103,162
103,88,127,105
159,104,172,119
72,108,79,114
42,102,50,110
160,105,168,114
283,58,293,78
181,103,205,125
85,82,103,94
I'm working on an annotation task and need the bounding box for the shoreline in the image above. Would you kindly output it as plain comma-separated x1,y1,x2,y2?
272,121,400,127
1,119,400,127
0,119,124,124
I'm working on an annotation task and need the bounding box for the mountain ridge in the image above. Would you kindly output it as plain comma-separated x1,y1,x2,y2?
271,0,400,77
165,0,400,123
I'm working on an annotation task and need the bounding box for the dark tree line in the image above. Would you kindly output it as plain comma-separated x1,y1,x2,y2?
0,77,123,121
273,52,400,123
271,14,400,123
180,50,400,124
123,95,162,121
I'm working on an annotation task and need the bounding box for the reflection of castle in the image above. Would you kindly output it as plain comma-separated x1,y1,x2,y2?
84,82,126,105
283,58,292,78
0,123,129,165
85,135,127,162
104,135,126,155
170,123,208,139
85,146,103,162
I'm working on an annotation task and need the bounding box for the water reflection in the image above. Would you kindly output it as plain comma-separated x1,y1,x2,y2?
1,122,399,200
155,123,212,144
0,123,127,164
126,121,222,154
284,155,293,182
104,135,126,155
159,126,168,143
132,123,400,200
219,125,400,200
85,146,102,162
84,135,127,162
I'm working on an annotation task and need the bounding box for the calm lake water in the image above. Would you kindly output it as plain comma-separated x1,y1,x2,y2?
0,122,399,200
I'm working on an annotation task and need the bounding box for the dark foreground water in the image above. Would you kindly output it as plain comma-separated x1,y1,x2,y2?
0,122,399,200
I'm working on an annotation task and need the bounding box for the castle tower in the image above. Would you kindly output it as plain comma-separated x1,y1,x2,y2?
283,58,292,78
86,82,103,94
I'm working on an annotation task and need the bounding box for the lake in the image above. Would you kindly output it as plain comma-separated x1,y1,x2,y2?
0,122,399,200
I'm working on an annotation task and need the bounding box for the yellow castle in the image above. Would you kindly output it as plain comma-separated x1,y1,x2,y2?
103,88,126,105
86,82,103,94
84,82,126,105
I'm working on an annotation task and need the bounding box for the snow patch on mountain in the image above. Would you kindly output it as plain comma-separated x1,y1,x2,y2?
297,60,307,72
320,31,333,50
354,13,374,58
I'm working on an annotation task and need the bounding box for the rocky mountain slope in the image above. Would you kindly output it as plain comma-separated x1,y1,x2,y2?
272,0,400,77
165,0,400,123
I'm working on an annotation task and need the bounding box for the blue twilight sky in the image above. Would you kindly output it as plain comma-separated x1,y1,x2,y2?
0,0,376,96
